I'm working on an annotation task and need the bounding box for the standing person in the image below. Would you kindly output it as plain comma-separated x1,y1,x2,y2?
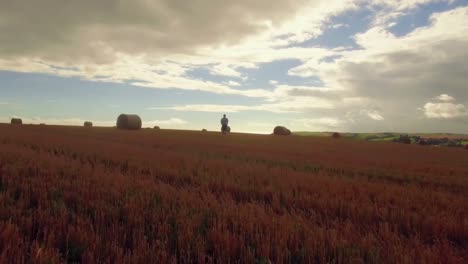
220,114,229,134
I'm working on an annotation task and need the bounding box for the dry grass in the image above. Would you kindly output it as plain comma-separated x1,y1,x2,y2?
0,124,467,263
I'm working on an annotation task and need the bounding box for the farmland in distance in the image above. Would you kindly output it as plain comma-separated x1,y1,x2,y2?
0,124,467,263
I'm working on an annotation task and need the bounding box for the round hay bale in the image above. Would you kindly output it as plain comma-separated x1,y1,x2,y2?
84,121,93,127
153,126,160,130
202,129,207,132
273,126,291,136
11,118,22,125
221,125,231,133
332,132,341,138
116,114,142,130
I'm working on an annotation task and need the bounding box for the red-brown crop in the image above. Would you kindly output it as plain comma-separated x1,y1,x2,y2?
0,124,467,263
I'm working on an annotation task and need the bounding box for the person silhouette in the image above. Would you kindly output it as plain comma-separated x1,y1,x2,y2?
220,114,229,134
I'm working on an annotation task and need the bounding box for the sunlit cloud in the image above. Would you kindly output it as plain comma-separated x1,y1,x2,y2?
436,94,455,102
423,102,466,119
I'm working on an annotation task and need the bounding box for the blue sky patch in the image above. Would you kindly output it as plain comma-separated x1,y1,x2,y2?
238,59,323,89
389,1,468,37
298,7,375,49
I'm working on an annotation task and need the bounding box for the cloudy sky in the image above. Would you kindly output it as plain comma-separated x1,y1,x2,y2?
1,0,467,133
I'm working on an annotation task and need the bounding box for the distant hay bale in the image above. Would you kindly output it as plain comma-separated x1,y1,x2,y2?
273,126,291,136
116,114,142,130
84,121,93,127
11,118,22,125
332,132,341,138
202,129,207,132
154,126,160,130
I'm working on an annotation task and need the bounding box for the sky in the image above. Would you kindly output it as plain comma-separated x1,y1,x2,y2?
0,0,467,133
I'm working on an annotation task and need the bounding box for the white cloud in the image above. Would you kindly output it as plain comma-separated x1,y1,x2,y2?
365,110,385,120
0,0,319,64
272,84,338,97
0,0,357,98
0,0,351,69
152,96,334,114
330,23,349,29
423,102,466,119
288,6,468,132
436,94,455,102
227,81,241,86
149,82,340,115
152,104,254,113
210,64,245,78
